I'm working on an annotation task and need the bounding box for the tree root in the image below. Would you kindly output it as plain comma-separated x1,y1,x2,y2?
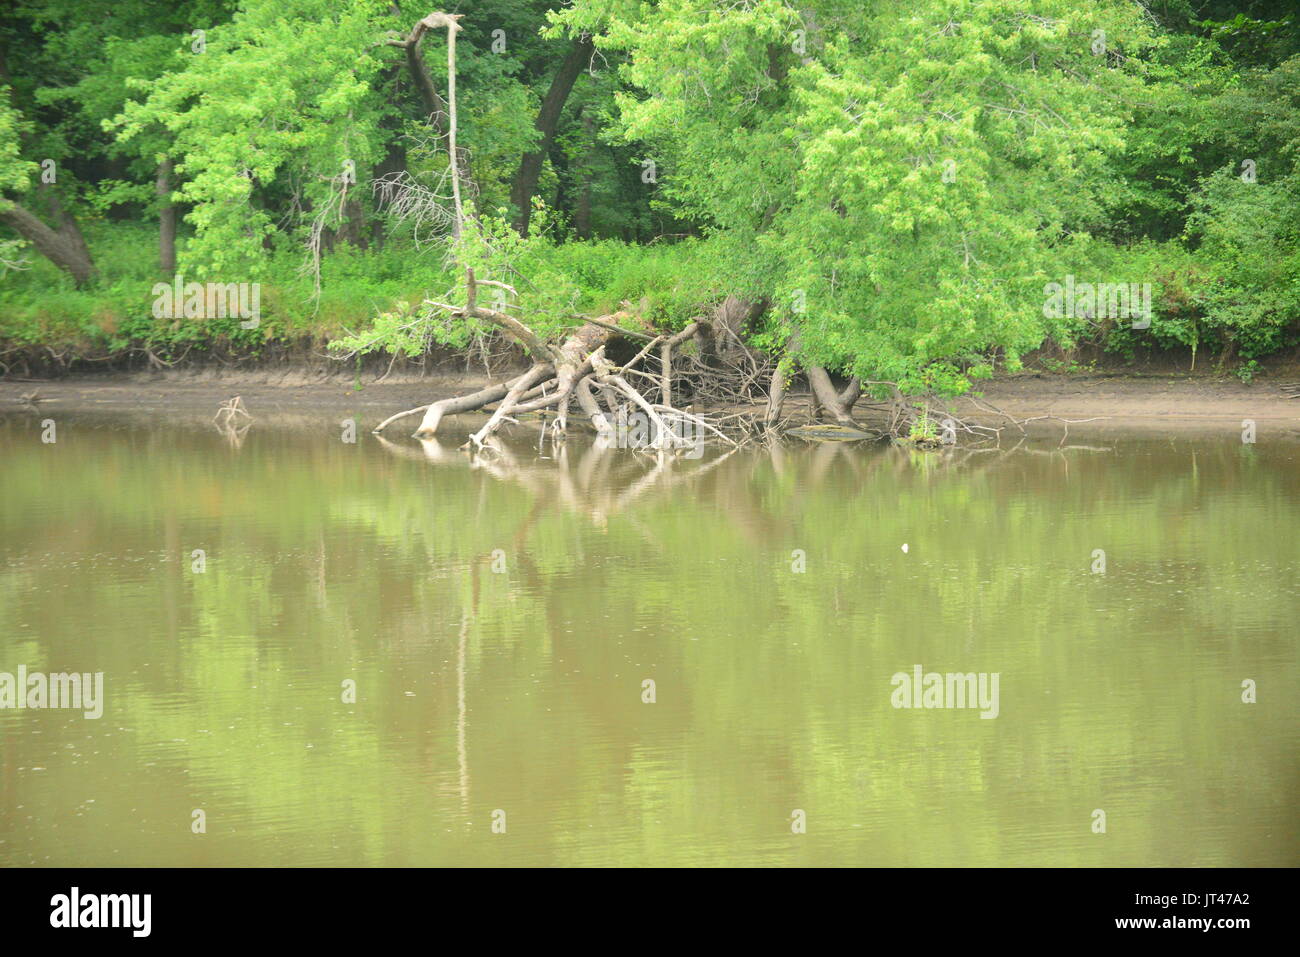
372,271,1106,452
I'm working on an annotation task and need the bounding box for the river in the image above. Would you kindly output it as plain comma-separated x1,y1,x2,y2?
1,413,1296,865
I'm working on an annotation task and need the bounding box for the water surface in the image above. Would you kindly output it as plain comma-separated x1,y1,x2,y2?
1,413,1296,866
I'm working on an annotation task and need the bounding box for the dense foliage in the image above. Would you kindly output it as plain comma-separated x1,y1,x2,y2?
1,0,1297,388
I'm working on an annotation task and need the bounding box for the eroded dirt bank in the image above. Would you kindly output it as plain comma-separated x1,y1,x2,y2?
2,368,1298,438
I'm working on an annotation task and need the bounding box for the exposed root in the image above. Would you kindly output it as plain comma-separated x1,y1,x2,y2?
213,395,253,448
213,395,252,428
373,275,1107,453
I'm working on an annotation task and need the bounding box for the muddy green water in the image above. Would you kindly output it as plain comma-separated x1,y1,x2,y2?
0,413,1296,866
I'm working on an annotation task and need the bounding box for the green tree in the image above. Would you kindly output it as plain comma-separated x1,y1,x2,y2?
552,0,1175,395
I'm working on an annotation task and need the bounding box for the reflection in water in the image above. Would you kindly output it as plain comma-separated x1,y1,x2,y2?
0,413,1296,866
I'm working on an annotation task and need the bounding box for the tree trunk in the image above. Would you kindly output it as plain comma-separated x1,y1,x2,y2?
660,322,700,409
43,186,93,271
574,111,593,238
0,203,95,286
397,13,477,220
766,357,791,428
338,196,368,249
575,373,615,437
442,14,464,238
806,365,857,428
411,369,546,437
157,159,176,275
839,376,861,409
371,124,407,249
510,35,593,236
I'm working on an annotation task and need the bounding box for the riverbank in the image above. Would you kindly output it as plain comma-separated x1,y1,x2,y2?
3,368,1298,439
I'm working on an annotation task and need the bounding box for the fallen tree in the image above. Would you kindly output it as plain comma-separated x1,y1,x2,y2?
370,266,751,453
358,11,773,454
